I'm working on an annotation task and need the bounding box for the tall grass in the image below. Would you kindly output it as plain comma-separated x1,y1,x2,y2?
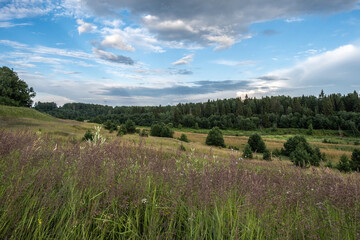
1,129,360,239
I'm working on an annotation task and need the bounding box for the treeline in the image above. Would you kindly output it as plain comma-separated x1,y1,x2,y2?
34,90,360,134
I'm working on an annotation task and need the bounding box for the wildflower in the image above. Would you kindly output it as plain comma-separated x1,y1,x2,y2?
141,198,147,204
38,218,42,225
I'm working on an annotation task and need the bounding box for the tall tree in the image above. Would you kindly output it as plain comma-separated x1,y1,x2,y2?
0,66,36,107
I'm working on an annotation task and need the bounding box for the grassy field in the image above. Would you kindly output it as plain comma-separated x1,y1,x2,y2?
1,105,360,239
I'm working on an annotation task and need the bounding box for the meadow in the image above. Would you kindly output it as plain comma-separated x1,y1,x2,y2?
1,105,360,239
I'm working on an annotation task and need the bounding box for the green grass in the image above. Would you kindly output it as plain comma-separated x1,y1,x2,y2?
0,105,55,121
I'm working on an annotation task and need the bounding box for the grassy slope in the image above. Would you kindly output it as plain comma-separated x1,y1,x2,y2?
0,105,358,163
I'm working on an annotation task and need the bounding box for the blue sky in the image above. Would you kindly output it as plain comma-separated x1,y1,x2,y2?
1,0,360,106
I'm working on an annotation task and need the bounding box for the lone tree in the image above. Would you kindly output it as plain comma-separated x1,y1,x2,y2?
0,66,36,107
206,127,225,147
248,133,266,153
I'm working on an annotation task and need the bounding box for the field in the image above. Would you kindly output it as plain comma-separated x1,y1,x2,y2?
1,105,360,239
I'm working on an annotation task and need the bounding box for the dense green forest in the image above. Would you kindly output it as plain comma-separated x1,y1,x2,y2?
35,90,360,134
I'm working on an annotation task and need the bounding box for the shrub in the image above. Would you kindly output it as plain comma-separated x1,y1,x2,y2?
151,123,174,138
179,144,186,151
351,148,360,171
337,154,351,172
82,129,94,141
125,119,136,133
283,136,312,157
242,144,253,159
117,125,127,136
103,120,118,132
248,134,266,153
206,127,225,147
290,145,312,167
263,149,271,161
179,133,189,142
307,123,313,135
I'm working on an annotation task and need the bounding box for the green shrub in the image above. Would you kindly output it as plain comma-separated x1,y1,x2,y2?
351,148,360,171
82,129,94,141
337,154,351,172
151,123,173,138
206,127,225,147
125,119,136,133
248,134,266,153
263,149,271,161
179,133,189,142
242,144,253,159
140,129,148,137
282,136,312,157
103,120,118,132
179,144,186,151
117,125,127,136
307,123,313,135
290,145,312,167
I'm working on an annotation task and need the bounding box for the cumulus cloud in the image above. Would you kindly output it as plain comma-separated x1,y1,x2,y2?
92,48,134,65
172,54,194,66
77,19,97,34
101,34,135,51
79,0,359,49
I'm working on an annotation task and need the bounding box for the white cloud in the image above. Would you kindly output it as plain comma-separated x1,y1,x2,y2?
77,19,97,34
101,34,135,51
0,0,55,21
285,17,304,23
172,54,194,66
214,60,255,66
250,44,360,97
0,21,32,28
79,0,358,49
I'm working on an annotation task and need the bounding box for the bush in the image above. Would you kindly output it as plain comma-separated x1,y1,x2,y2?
125,119,136,133
206,127,225,147
242,144,253,159
103,120,118,132
351,148,360,171
290,145,312,167
82,129,94,141
248,134,266,153
337,154,351,172
117,125,127,136
263,149,271,161
282,136,312,156
179,144,186,151
179,133,189,142
151,123,173,138
307,123,313,135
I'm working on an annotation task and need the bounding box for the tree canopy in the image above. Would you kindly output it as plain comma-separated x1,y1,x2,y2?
0,66,36,107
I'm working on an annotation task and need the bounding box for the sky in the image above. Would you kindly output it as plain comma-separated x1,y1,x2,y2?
1,0,360,106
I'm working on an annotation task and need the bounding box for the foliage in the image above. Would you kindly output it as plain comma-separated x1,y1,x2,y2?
0,66,36,107
307,123,313,135
125,119,136,133
289,145,313,167
179,133,189,142
205,127,225,147
82,129,94,141
117,125,127,136
263,149,271,161
103,120,118,132
247,133,266,153
150,123,173,138
242,144,253,159
351,148,360,171
87,126,106,145
337,154,351,172
282,136,312,156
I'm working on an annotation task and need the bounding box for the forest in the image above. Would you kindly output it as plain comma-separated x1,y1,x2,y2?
35,90,360,135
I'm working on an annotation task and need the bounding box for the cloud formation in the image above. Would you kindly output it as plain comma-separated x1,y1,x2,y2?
79,0,359,49
102,80,250,97
77,19,97,34
172,54,194,66
92,48,134,65
101,34,135,51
